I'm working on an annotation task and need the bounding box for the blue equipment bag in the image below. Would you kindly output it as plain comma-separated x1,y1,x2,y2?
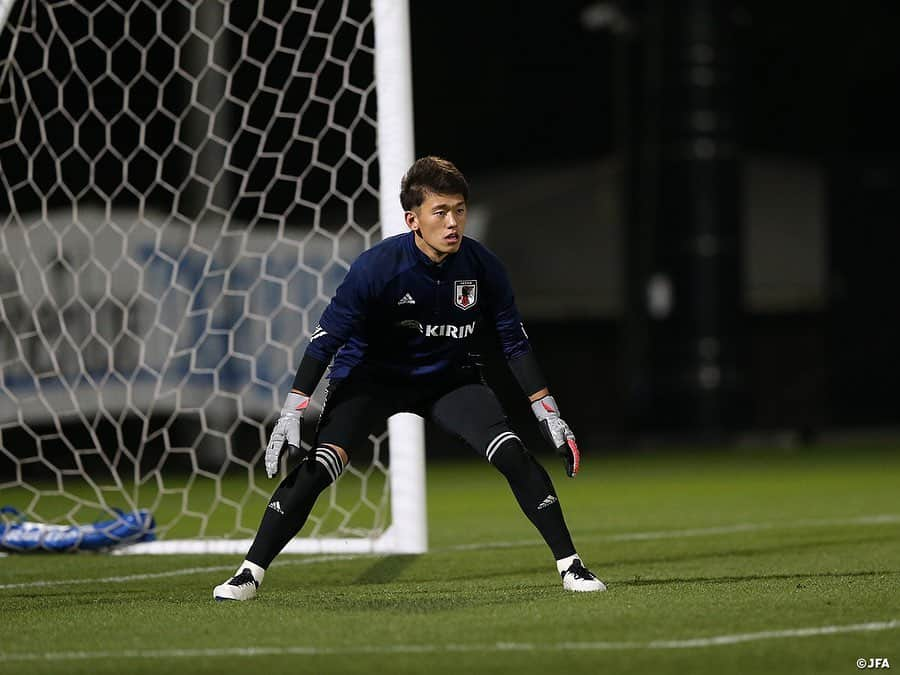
0,506,156,552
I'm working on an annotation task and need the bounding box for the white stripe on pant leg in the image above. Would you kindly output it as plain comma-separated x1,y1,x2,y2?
484,433,507,461
315,455,339,482
485,432,519,462
486,432,518,461
315,448,343,482
314,451,338,482
314,458,336,482
317,448,342,476
323,447,345,478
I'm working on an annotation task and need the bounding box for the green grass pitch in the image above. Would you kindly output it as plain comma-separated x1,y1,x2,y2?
1,444,898,675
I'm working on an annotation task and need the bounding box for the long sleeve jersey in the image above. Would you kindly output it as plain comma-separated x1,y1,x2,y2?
306,231,531,382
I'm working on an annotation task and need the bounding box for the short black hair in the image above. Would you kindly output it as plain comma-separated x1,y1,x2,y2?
399,156,468,211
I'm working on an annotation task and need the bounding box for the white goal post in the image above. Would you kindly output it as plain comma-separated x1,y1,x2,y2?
0,0,425,555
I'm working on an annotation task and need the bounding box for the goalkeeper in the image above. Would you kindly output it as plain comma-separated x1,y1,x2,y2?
214,157,606,600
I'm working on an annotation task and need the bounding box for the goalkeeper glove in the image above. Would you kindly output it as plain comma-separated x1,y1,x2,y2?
531,394,580,478
265,391,310,478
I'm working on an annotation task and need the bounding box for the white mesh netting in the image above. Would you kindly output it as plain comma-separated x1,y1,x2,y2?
0,0,395,545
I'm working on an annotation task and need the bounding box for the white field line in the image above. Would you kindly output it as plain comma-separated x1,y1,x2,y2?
0,619,897,662
1,513,897,591
444,513,900,551
0,555,357,591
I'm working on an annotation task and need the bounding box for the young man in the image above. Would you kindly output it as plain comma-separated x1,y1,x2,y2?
214,157,606,600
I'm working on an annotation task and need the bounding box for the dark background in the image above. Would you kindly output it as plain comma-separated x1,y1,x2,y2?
411,1,900,169
409,0,900,446
2,0,900,465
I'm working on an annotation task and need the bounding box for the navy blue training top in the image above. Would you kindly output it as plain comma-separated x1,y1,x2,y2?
307,231,531,381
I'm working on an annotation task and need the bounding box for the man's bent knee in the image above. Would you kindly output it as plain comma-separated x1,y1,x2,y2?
320,443,349,465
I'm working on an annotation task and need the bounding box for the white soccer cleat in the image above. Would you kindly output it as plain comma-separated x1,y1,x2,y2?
561,559,607,592
213,568,259,601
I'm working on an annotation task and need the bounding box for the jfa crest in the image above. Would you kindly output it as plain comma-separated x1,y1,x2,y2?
454,279,477,310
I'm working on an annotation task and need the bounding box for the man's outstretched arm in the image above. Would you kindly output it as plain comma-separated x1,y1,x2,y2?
508,351,581,478
263,351,332,478
481,249,583,477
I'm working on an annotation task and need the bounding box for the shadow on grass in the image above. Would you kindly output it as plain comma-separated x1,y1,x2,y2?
273,582,553,614
354,555,420,585
616,568,898,588
430,532,895,584
599,533,893,568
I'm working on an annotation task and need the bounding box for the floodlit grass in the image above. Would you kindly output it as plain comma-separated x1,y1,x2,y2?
1,444,899,675
1,463,389,540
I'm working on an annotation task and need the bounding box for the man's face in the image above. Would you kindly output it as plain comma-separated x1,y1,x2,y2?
405,192,467,262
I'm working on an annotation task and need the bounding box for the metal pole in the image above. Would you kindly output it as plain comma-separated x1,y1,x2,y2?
372,0,426,554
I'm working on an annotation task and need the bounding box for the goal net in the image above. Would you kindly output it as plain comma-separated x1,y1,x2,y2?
0,0,425,554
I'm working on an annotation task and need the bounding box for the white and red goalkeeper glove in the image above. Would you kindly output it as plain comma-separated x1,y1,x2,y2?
265,391,310,478
531,395,580,478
